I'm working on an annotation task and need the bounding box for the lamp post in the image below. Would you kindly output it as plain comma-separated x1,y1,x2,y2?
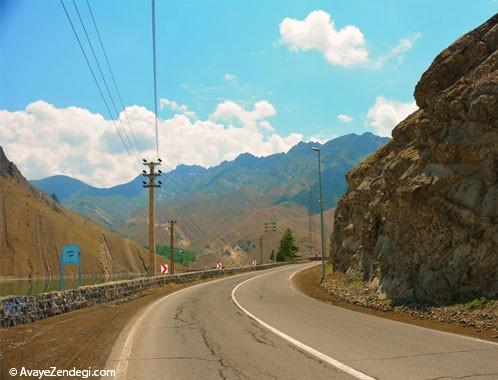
312,147,326,284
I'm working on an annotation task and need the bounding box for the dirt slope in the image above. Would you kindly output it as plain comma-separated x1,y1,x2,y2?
0,147,165,279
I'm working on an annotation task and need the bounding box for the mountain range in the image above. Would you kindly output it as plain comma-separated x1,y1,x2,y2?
32,132,389,266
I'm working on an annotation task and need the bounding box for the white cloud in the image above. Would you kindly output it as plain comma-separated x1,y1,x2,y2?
211,100,277,130
223,73,237,82
159,98,196,119
374,32,421,68
366,96,417,137
0,100,302,187
337,114,353,123
279,10,420,69
258,121,275,132
279,10,368,66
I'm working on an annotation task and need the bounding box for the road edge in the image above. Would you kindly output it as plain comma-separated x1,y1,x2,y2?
290,264,498,347
231,265,376,380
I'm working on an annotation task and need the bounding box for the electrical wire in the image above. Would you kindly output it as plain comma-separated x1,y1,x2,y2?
71,0,141,168
85,0,144,154
151,0,159,159
60,0,140,172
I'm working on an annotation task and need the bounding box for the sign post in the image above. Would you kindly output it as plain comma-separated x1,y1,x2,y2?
60,244,81,290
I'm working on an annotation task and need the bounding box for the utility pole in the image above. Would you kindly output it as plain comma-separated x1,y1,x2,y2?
142,159,162,276
168,219,176,275
264,222,277,264
312,147,327,284
259,236,264,265
308,189,316,257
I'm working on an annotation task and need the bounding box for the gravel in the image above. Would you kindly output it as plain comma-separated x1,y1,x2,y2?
321,272,498,336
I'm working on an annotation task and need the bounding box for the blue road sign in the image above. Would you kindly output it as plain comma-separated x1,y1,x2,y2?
60,244,81,290
61,244,80,265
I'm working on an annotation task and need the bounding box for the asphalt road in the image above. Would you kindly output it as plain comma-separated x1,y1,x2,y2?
106,264,498,380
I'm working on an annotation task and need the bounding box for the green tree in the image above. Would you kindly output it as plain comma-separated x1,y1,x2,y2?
276,228,298,262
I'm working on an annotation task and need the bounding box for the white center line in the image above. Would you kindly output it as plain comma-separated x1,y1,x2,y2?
231,268,376,380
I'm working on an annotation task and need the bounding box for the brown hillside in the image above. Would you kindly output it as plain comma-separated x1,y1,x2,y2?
0,147,166,279
121,189,334,269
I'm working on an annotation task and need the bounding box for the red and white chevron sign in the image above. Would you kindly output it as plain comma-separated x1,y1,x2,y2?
216,262,223,270
161,263,169,274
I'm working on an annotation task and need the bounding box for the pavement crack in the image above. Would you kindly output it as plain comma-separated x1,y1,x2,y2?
424,373,498,380
125,356,218,362
245,328,276,347
173,303,191,325
200,326,248,380
351,348,492,362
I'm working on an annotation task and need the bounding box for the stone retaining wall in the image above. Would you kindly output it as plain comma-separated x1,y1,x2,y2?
0,262,293,328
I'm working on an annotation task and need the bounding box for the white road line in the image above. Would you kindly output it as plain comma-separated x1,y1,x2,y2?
112,272,254,379
231,269,376,380
111,267,293,379
288,266,498,348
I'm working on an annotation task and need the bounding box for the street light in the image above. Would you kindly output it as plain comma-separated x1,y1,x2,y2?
312,146,326,284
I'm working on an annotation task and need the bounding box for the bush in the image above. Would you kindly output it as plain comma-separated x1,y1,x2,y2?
465,296,487,310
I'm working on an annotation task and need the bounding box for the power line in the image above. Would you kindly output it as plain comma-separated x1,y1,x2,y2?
85,0,144,154
71,0,141,168
151,0,159,159
60,0,140,172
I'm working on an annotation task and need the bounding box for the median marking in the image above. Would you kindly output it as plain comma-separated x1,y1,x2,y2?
231,269,376,380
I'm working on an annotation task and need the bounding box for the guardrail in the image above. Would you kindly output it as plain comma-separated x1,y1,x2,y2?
0,261,303,328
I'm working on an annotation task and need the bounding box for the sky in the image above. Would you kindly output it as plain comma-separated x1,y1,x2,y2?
1,0,496,187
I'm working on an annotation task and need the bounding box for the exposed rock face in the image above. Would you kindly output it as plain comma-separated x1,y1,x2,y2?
331,15,498,303
0,147,30,189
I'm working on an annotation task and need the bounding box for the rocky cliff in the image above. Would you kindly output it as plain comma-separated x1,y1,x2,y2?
0,147,162,279
331,15,498,303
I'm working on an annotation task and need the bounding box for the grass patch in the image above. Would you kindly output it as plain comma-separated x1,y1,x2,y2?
464,296,487,310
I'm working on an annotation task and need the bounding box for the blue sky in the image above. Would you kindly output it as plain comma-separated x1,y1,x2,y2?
0,1,496,186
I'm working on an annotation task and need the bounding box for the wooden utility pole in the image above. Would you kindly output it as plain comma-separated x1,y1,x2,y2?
168,219,176,275
142,159,162,276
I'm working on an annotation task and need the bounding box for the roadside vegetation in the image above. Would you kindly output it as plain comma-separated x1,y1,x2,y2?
276,228,298,262
156,245,197,266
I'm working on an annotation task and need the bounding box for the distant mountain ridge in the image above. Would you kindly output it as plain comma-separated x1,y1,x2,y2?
31,133,389,265
32,133,389,221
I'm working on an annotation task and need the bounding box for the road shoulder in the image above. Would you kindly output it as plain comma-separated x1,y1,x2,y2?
292,264,498,343
0,277,230,379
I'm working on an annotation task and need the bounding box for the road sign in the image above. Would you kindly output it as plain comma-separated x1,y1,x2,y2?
61,244,80,265
216,262,223,270
60,244,81,290
252,260,257,266
161,263,169,274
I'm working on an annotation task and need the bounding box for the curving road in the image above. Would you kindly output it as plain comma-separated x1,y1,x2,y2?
106,264,498,380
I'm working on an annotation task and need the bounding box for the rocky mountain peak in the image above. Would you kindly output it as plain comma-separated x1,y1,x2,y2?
0,146,29,187
331,15,498,304
414,14,498,112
